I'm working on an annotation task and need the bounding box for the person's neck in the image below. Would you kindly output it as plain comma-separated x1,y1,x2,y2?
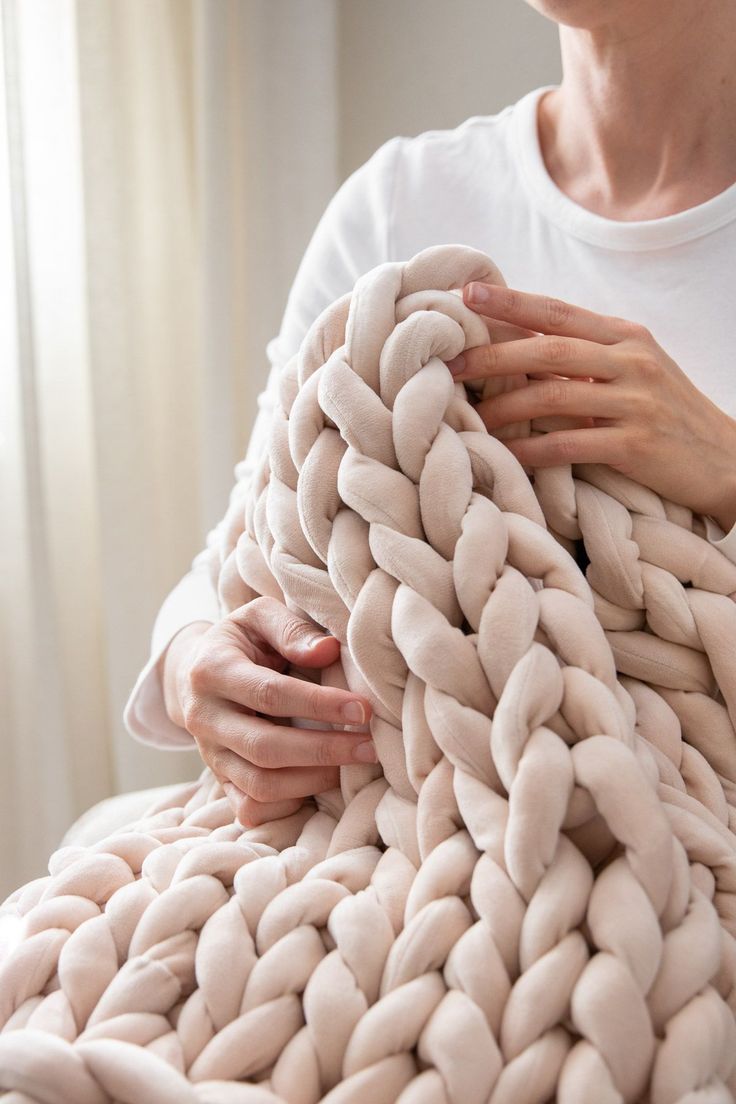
537,3,736,220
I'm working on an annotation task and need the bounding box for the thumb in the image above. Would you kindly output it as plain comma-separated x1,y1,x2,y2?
228,596,341,668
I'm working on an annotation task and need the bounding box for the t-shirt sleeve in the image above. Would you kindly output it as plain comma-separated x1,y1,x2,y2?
123,135,404,750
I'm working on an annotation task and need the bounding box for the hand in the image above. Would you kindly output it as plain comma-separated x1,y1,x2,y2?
159,598,374,827
448,283,736,533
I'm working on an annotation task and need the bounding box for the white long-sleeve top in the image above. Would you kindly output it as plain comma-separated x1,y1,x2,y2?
124,85,736,749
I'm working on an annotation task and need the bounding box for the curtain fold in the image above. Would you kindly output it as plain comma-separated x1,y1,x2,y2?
0,0,339,897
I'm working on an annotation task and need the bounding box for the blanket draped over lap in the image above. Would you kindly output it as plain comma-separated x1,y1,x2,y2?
1,244,736,1104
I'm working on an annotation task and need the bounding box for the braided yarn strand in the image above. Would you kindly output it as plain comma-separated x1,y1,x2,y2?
1,244,736,1103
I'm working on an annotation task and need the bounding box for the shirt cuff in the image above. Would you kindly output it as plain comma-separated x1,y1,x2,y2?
703,515,736,567
123,567,222,750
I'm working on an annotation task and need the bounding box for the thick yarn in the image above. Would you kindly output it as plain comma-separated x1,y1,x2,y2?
1,244,736,1104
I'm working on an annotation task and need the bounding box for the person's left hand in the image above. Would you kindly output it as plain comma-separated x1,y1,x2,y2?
447,282,736,534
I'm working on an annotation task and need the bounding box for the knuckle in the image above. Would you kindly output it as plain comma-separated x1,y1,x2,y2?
247,768,278,803
545,296,572,328
498,288,520,317
280,616,310,650
554,433,579,462
188,653,214,694
228,594,272,631
250,675,280,716
636,389,659,421
318,766,340,791
182,695,207,732
304,682,327,720
635,351,660,381
604,314,645,342
625,428,650,460
236,796,260,826
311,738,339,768
540,379,568,409
243,594,271,617
208,747,229,777
624,319,652,342
242,726,278,768
542,337,571,365
482,342,500,371
610,433,641,476
238,796,288,828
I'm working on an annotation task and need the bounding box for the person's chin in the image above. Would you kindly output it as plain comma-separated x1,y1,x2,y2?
520,0,636,31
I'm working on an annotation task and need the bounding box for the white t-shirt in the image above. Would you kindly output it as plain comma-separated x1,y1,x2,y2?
124,85,736,750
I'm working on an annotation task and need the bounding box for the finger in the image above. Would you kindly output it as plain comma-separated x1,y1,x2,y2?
446,319,537,377
227,596,342,669
529,414,600,432
216,748,342,803
477,316,537,343
476,378,626,431
463,284,627,344
527,371,596,383
211,656,372,726
505,427,629,469
222,710,377,768
239,795,306,827
448,335,620,382
222,781,303,827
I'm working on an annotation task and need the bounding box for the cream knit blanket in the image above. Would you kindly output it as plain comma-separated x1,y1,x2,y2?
1,244,736,1104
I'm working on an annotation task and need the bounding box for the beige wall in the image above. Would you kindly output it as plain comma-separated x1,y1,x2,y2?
337,0,562,177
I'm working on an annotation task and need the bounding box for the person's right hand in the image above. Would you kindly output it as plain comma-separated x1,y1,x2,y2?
159,597,375,827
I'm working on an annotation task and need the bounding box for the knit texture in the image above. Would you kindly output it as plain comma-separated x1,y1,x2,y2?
1,244,736,1103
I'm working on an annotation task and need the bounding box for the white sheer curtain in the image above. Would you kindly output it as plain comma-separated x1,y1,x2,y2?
0,0,339,896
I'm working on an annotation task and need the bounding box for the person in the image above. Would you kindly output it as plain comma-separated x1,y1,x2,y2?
124,0,736,830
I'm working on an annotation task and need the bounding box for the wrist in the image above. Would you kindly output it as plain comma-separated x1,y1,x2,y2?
711,499,736,536
709,468,736,536
699,414,736,534
158,621,212,728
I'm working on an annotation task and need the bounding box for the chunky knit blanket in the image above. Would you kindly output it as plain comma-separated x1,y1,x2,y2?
1,244,736,1104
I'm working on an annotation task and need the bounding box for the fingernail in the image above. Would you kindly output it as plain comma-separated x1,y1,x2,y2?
353,740,378,763
342,700,365,724
466,282,490,305
447,354,465,375
306,632,328,648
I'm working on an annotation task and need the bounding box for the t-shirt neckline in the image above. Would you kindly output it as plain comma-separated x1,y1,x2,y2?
511,85,736,252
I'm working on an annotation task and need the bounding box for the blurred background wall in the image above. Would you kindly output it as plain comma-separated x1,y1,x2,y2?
0,0,561,896
339,0,560,174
